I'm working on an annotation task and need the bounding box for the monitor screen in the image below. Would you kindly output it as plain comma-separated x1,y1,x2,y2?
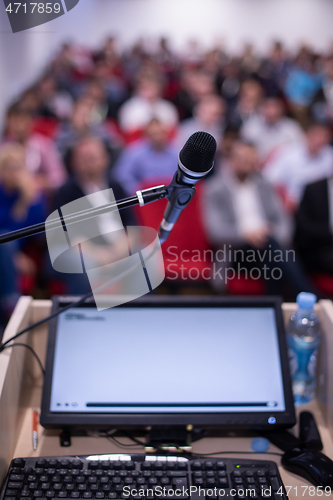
41,296,295,429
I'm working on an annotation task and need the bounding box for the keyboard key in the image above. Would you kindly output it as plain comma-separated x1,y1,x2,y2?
8,483,23,490
4,491,17,497
10,476,24,482
12,459,25,468
88,462,98,470
70,494,79,499
83,494,92,499
234,478,243,484
166,471,187,477
46,493,54,498
108,494,117,499
173,477,187,489
73,460,83,469
270,477,280,491
95,494,105,499
191,462,202,471
216,462,226,471
258,477,268,484
58,494,67,499
36,460,47,468
204,462,214,470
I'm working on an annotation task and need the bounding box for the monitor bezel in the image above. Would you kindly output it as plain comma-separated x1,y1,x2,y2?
40,295,296,430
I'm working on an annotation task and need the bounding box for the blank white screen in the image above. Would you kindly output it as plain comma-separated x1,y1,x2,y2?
50,307,286,413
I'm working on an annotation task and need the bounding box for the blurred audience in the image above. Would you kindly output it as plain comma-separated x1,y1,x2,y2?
2,36,333,302
54,135,135,227
2,105,67,191
56,96,121,170
177,95,225,148
0,144,45,325
241,97,304,163
227,79,263,129
264,122,333,209
202,140,312,295
113,119,178,195
118,74,179,136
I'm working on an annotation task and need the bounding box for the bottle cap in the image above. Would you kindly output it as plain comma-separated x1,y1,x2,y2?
296,292,317,310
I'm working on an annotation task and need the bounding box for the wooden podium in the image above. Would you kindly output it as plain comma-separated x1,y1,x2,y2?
1,297,333,500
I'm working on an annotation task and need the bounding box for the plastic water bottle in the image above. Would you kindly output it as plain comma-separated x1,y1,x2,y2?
286,292,321,405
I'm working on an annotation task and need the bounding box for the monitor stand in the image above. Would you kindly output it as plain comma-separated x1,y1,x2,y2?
145,427,198,453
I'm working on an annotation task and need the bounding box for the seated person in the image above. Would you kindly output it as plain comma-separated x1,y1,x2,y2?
2,104,67,192
263,122,333,210
54,135,136,227
294,174,333,277
227,79,263,130
241,97,304,164
202,140,312,297
0,144,46,325
177,95,226,149
118,75,179,138
52,135,137,295
56,96,121,170
113,118,178,195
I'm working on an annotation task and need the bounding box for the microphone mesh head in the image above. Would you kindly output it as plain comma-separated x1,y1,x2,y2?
179,131,217,174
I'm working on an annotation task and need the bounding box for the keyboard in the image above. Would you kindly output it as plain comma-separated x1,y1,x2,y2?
0,455,288,500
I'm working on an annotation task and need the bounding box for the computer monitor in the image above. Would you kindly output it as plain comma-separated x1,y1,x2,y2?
40,296,296,430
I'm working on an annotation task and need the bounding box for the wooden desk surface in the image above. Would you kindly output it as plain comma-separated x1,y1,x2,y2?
3,298,333,499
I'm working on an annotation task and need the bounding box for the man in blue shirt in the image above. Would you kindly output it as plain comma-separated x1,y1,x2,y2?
113,118,179,195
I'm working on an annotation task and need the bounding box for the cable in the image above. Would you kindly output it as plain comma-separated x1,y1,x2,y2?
120,433,283,457
0,240,161,354
107,435,145,449
1,342,45,375
122,431,147,447
0,290,94,354
190,451,283,457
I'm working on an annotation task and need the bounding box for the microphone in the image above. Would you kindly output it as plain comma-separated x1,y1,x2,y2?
158,131,217,243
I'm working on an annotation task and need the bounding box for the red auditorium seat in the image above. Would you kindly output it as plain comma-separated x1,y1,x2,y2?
135,179,213,285
226,274,265,295
311,274,333,297
32,117,59,139
135,178,266,294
